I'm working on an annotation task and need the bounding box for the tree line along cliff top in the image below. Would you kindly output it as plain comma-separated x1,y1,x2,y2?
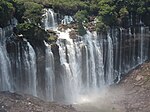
0,0,149,41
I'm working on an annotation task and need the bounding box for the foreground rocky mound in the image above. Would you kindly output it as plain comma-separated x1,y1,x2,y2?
0,92,77,112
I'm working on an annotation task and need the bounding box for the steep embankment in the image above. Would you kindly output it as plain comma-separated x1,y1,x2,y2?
106,62,150,112
0,92,77,112
116,61,150,112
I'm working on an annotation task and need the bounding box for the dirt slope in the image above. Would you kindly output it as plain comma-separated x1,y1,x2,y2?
116,62,150,112
0,92,77,112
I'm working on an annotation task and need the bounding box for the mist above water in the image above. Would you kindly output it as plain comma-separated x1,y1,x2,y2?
74,87,125,112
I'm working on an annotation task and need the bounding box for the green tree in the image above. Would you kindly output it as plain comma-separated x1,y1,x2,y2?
98,0,117,26
23,2,43,24
74,10,88,23
13,0,43,24
0,0,15,27
17,23,48,40
74,10,88,35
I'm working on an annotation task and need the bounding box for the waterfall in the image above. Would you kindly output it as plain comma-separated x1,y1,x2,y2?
11,18,18,27
118,28,123,81
139,24,149,63
0,26,38,96
45,42,55,101
0,8,149,104
140,23,146,63
43,9,57,30
57,30,82,102
56,30,104,103
40,8,150,102
27,42,37,96
15,41,37,96
82,45,90,89
0,44,12,91
106,34,114,85
61,16,74,25
85,32,97,88
0,27,12,91
83,31,104,89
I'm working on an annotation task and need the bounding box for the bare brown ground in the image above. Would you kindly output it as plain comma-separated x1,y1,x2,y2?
116,62,150,112
0,92,77,112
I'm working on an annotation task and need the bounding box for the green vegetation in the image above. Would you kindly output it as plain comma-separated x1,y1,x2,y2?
0,0,49,41
16,23,48,40
74,10,88,35
0,0,15,27
13,0,43,24
48,35,57,42
16,23,58,42
96,17,108,33
0,0,149,34
74,10,88,23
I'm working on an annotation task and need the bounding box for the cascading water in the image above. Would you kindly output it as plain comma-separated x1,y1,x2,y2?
44,41,55,101
139,19,144,64
56,29,105,103
106,33,114,85
0,27,12,91
139,20,148,63
43,8,57,30
57,30,82,102
27,42,37,96
119,28,123,81
0,41,11,91
61,16,74,25
0,8,149,105
11,40,38,96
83,31,104,89
0,26,38,96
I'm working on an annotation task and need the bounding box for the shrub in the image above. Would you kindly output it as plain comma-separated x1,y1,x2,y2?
17,23,48,40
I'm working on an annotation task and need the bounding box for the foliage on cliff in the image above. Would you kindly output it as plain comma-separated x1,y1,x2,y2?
16,23,48,40
0,0,149,32
41,0,149,31
97,0,150,28
13,0,43,24
74,10,87,35
0,0,15,27
0,0,57,41
16,23,57,42
35,0,149,27
0,0,44,27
